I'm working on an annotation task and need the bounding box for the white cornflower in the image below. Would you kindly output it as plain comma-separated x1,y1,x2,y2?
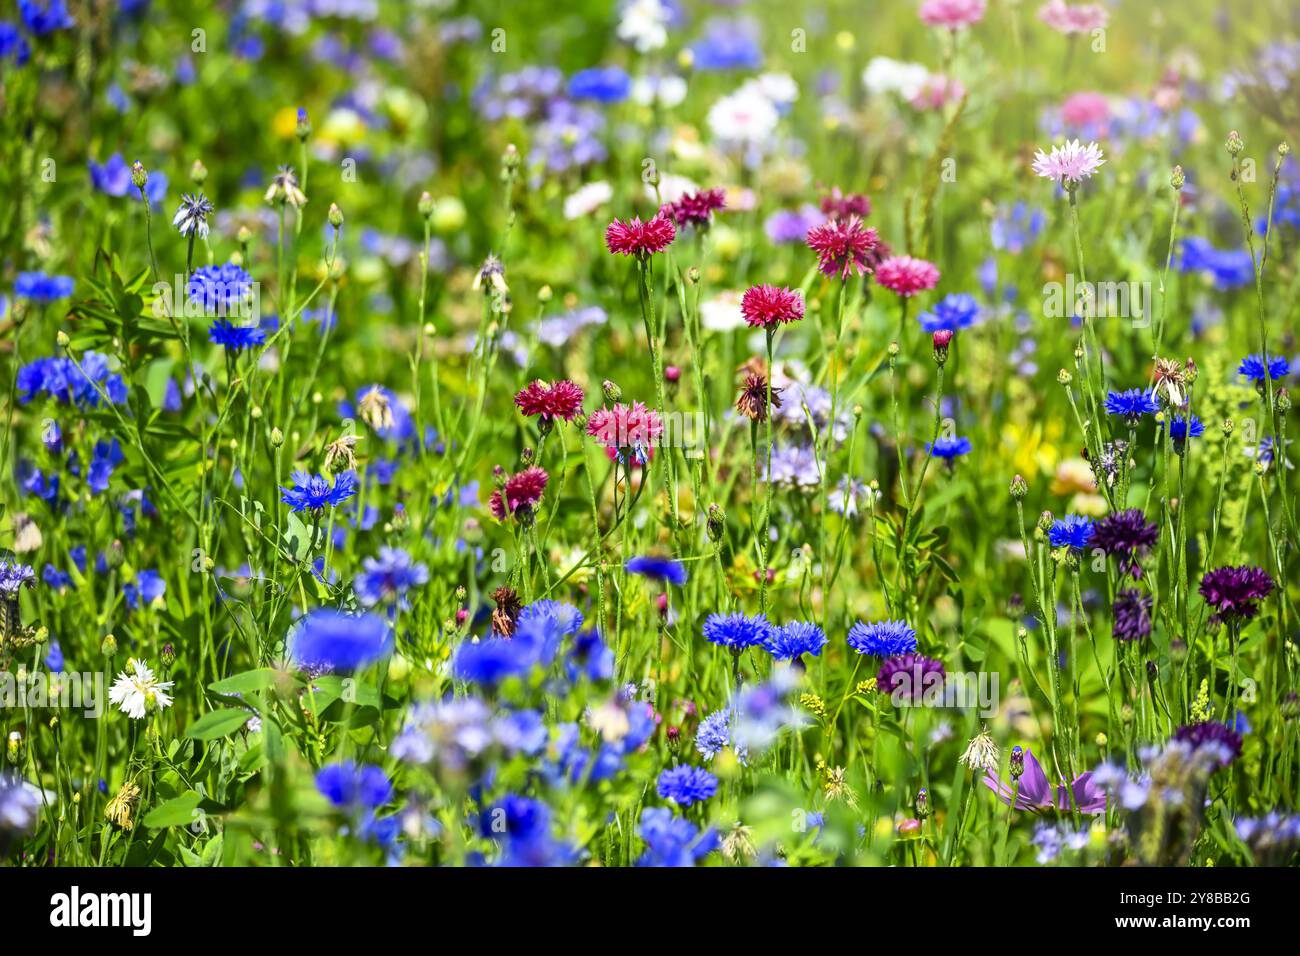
707,85,779,150
959,726,1001,773
617,0,671,53
109,658,174,719
563,180,613,220
862,57,931,100
172,192,213,239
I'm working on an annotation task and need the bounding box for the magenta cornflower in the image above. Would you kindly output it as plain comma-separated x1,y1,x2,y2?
919,0,987,29
819,188,871,220
514,379,585,424
605,213,676,257
1032,139,1106,184
1038,0,1109,34
662,189,726,229
740,284,805,329
875,255,940,297
806,215,879,280
489,466,550,520
587,400,665,466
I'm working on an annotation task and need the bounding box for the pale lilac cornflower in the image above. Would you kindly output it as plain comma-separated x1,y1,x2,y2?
1031,139,1106,184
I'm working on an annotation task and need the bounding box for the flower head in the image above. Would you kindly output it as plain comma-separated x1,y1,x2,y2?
847,619,917,657
875,255,941,296
959,727,1000,773
764,621,828,661
0,561,36,596
172,192,213,238
208,320,266,350
819,188,872,220
1238,354,1289,384
1112,589,1153,642
108,659,175,719
290,609,393,672
1048,514,1095,551
1199,566,1274,621
586,401,664,465
735,372,782,422
1091,509,1158,578
920,0,987,29
656,765,719,806
280,470,358,513
354,547,429,612
877,653,946,700
489,466,550,521
1032,139,1106,184
514,379,585,424
703,612,773,649
806,215,880,280
264,165,308,208
1172,721,1243,765
605,213,676,257
1104,388,1159,422
927,436,972,460
918,292,981,332
662,188,726,229
1038,0,1109,34
740,284,805,328
625,555,688,586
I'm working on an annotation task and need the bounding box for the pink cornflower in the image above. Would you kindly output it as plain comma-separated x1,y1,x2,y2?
605,213,676,257
819,188,872,221
740,284,805,329
909,74,966,111
1032,139,1106,184
663,189,726,229
1060,91,1111,131
806,215,880,280
919,0,987,28
514,379,585,424
1038,0,1108,34
587,400,665,466
490,466,550,520
875,256,941,297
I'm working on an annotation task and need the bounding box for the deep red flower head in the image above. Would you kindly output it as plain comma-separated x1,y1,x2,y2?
490,466,550,520
740,284,805,329
932,329,954,349
806,215,880,280
663,188,726,228
819,188,872,220
605,213,676,257
875,255,941,297
514,379,585,423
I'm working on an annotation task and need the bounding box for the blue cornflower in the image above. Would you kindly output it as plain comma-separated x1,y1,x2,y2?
15,271,74,302
625,554,688,586
189,263,255,315
918,293,981,332
17,352,127,407
45,640,63,673
847,619,917,657
124,569,166,610
991,201,1046,254
927,436,972,460
87,153,165,204
290,609,392,672
1048,514,1095,551
316,761,392,810
696,709,746,763
656,765,719,806
1166,414,1205,445
354,547,428,612
703,612,773,649
1,23,32,64
764,621,828,661
453,607,565,687
280,470,358,512
19,0,74,35
87,438,123,494
208,320,266,350
1104,388,1159,421
1238,354,1289,384
0,561,35,595
691,19,763,71
637,807,719,867
567,66,631,102
17,461,59,504
566,629,614,683
517,599,584,637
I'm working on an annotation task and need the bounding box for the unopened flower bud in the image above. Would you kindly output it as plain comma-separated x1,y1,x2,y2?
131,160,148,190
270,427,284,448
328,203,344,228
1010,745,1025,780
1170,165,1185,190
931,328,953,365
601,379,622,403
190,159,208,184
101,634,118,657
295,107,311,142
1010,474,1028,500
707,503,725,543
161,643,176,668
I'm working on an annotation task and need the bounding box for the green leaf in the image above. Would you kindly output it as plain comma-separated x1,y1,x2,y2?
208,668,283,696
143,791,203,828
185,707,253,741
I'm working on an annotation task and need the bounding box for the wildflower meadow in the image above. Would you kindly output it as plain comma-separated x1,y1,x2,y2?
2,0,1300,889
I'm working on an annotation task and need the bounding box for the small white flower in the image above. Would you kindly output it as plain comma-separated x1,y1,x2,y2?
109,658,175,719
563,180,613,220
707,86,779,149
617,0,671,53
862,57,932,100
958,726,1001,773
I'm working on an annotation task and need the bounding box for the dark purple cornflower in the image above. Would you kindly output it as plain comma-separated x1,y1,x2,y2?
1172,721,1243,765
1199,565,1274,621
1091,508,1158,579
876,653,946,701
1112,589,1152,642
